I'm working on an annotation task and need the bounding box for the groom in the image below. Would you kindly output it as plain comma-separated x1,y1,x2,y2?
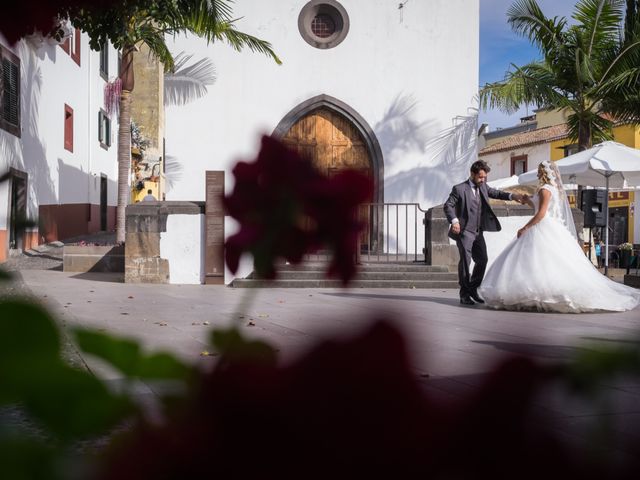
444,160,527,305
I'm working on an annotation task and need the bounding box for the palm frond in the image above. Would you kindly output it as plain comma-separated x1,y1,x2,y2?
163,155,184,192
573,0,624,55
507,0,567,56
213,23,282,65
170,0,282,64
598,38,640,82
566,109,614,145
164,52,216,106
479,62,566,113
137,23,175,71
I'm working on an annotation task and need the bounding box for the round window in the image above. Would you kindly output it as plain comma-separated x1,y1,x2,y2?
298,1,350,49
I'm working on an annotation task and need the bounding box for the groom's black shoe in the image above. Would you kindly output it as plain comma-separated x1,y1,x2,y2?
460,296,475,306
469,291,485,304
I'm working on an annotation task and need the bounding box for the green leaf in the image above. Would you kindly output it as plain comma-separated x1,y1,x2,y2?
22,365,134,439
0,301,61,365
137,352,190,380
74,329,141,377
0,438,59,480
211,327,277,365
74,328,190,381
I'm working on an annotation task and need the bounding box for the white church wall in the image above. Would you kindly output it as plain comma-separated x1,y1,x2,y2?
164,0,479,281
160,214,205,284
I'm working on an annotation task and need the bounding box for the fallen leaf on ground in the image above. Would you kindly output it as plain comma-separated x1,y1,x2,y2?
200,351,219,357
128,295,134,299
121,312,129,316
247,321,256,327
203,321,210,325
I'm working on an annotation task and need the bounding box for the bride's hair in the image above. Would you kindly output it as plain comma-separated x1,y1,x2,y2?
537,162,552,186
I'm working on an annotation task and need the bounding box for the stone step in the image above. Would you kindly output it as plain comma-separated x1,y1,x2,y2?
63,245,125,273
248,270,457,281
231,278,459,288
274,263,449,273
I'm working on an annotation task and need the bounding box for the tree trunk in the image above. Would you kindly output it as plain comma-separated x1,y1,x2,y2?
577,120,591,151
116,89,132,244
115,48,135,244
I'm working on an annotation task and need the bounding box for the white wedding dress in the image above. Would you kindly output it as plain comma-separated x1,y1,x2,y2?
479,184,640,313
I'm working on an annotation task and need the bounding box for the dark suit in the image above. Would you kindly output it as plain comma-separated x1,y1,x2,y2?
444,180,511,299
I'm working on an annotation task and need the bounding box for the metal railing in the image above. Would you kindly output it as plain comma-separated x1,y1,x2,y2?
304,202,428,264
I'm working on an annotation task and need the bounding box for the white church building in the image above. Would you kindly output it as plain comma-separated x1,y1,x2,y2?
160,0,480,282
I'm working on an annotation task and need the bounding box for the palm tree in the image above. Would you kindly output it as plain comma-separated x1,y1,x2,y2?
479,0,640,152
61,0,281,243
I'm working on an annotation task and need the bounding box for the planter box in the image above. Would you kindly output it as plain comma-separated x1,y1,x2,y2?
63,245,124,273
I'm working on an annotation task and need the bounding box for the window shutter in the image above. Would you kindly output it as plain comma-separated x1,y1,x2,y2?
2,58,19,126
64,105,74,152
100,44,109,78
71,28,81,66
98,111,104,143
105,116,111,146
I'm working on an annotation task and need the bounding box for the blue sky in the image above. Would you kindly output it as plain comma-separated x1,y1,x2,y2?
479,0,576,130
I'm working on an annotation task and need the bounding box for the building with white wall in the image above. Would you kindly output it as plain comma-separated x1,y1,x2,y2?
162,0,479,281
0,26,120,262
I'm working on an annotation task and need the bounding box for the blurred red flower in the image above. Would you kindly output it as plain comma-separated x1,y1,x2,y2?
100,320,606,479
223,135,373,283
1,1,118,45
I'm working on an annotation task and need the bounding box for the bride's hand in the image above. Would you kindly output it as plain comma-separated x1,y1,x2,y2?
517,227,528,238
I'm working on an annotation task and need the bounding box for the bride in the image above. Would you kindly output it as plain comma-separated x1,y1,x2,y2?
479,160,640,313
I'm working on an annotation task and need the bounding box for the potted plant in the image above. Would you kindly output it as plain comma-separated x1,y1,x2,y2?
618,242,633,268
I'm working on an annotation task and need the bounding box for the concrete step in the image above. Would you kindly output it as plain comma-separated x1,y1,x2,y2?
231,279,459,289
63,245,124,273
248,270,458,281
274,263,449,273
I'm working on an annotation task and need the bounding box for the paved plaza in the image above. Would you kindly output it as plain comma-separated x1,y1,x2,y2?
3,251,640,467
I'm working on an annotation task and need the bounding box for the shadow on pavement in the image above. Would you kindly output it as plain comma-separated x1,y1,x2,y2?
471,340,591,360
321,291,461,308
70,272,125,283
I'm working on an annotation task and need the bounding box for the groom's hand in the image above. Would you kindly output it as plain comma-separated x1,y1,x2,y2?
451,223,461,235
512,193,529,204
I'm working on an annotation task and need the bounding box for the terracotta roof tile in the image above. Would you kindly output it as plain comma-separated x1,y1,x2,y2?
479,124,569,155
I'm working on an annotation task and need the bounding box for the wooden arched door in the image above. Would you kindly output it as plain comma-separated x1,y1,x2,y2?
282,108,374,250
282,108,373,183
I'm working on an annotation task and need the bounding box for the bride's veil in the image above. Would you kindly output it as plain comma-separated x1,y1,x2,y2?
542,161,577,239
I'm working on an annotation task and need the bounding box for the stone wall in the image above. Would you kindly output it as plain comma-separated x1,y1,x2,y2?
426,203,584,268
125,201,204,283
